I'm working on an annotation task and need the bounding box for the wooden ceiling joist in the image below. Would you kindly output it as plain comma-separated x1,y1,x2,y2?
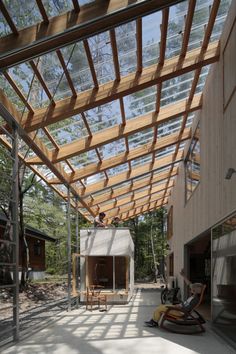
0,89,95,217
180,0,196,58
110,28,120,81
20,42,218,132
77,150,183,197
104,193,170,218
121,198,168,220
49,128,191,184
159,8,169,65
29,60,55,105
0,0,184,70
56,49,77,97
85,168,178,207
35,0,49,24
98,182,174,213
26,94,201,164
83,39,99,89
136,18,142,73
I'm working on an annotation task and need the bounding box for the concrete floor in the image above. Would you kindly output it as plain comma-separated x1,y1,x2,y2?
2,287,235,354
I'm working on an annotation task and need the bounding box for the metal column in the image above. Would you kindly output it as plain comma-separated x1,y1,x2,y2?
12,124,19,341
67,186,71,312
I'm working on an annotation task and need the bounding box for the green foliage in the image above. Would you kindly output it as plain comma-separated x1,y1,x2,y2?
124,208,167,281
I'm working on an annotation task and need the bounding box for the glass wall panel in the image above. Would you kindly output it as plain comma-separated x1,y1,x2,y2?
212,212,236,348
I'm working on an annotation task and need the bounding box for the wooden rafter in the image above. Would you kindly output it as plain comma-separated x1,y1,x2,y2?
35,0,49,24
0,0,184,70
110,28,120,81
72,0,80,13
76,150,183,197
98,182,174,213
122,200,168,220
20,41,219,132
26,94,201,164
136,18,142,73
0,89,95,217
0,0,18,35
104,192,171,218
85,168,178,207
159,8,169,65
29,60,55,105
180,0,196,58
56,49,77,97
83,39,99,88
49,128,191,184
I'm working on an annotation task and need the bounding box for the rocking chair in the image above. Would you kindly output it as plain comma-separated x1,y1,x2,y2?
159,284,206,334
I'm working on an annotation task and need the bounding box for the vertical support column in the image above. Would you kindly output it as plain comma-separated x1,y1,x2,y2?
67,186,71,312
75,197,79,308
113,256,115,292
12,123,19,341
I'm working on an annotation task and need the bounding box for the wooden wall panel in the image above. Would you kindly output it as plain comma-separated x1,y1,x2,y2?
166,1,236,286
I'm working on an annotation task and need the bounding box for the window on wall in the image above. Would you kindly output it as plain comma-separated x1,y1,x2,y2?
167,206,173,239
185,123,200,201
34,240,41,256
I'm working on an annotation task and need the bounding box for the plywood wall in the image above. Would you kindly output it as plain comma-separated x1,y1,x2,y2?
167,1,236,281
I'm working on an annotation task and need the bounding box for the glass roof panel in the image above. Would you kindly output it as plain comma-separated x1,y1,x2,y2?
68,150,99,170
36,129,54,150
157,116,182,138
98,139,126,160
106,163,129,177
47,114,88,146
165,1,189,59
60,42,94,93
3,0,42,30
42,0,73,18
84,100,121,133
0,77,27,112
0,10,12,36
36,165,57,180
131,154,152,168
142,11,162,67
82,172,105,185
115,21,137,75
128,128,153,150
124,86,157,120
88,31,115,85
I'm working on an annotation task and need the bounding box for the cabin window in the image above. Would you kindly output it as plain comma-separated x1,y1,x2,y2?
34,240,41,256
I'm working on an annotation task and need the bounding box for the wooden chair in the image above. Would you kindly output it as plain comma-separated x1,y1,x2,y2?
86,285,107,311
159,284,206,334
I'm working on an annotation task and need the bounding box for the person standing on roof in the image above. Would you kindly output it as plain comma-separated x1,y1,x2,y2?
94,212,106,228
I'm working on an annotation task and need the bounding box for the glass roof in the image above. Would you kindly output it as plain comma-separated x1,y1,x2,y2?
0,0,232,222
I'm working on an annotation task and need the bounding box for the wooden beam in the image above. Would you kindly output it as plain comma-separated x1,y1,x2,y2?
159,8,169,65
136,18,142,73
77,150,183,197
83,39,99,88
0,0,184,70
56,49,77,97
72,0,80,13
98,182,174,213
26,94,201,164
21,41,219,132
104,193,170,218
180,0,196,58
29,60,55,104
0,89,95,217
0,0,18,35
35,0,49,24
85,168,178,207
122,201,167,220
49,128,190,183
110,28,120,81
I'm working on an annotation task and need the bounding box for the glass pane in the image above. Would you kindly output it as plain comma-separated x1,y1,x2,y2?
212,211,236,347
142,11,161,67
116,21,137,75
42,0,73,18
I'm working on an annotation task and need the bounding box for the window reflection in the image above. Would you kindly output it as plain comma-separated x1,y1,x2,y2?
212,212,236,347
185,123,200,200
